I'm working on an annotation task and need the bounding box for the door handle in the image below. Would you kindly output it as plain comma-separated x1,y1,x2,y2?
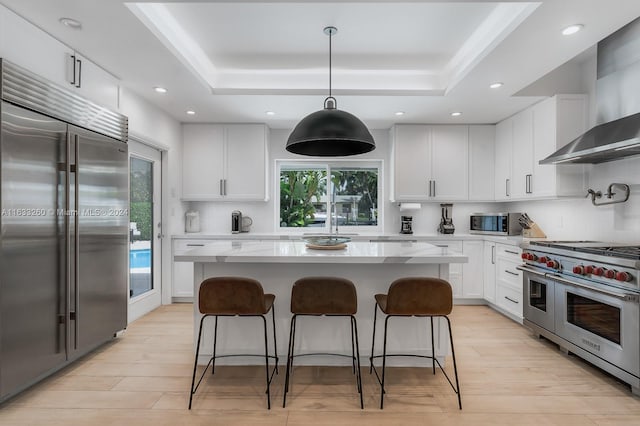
491,245,495,264
506,179,510,197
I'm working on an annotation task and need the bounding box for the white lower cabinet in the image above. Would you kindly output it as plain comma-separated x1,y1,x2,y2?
461,240,484,299
493,245,523,321
431,241,463,298
172,239,208,299
432,240,483,300
482,241,496,303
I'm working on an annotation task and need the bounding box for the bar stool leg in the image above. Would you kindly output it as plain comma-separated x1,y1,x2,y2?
211,316,218,375
261,315,271,409
271,305,279,374
283,314,297,407
380,315,391,409
430,317,436,375
189,315,206,410
350,316,356,374
445,316,462,410
369,302,378,374
351,315,364,409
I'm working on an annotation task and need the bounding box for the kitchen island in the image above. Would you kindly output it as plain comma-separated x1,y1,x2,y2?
174,240,467,366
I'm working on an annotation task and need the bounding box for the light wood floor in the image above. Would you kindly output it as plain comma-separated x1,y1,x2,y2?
1,304,639,425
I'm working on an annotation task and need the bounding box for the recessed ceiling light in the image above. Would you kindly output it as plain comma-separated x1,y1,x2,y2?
153,87,167,94
186,110,196,115
59,17,82,29
395,111,405,116
265,111,276,116
451,112,462,117
562,24,583,36
489,82,503,89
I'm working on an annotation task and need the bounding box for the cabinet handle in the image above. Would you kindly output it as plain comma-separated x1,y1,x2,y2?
69,54,77,86
505,249,519,255
432,180,436,197
219,179,224,196
505,178,510,197
224,179,227,196
75,58,82,88
186,243,205,247
427,179,431,197
491,245,495,264
526,174,533,194
504,296,519,304
505,270,519,276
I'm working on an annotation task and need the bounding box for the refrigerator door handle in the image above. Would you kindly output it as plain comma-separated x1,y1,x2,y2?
73,134,80,350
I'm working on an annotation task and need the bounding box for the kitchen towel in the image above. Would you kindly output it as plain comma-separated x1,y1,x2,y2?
399,203,421,211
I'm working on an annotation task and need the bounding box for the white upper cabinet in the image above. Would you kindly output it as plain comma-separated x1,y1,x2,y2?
494,94,587,201
0,5,119,110
391,124,468,201
494,117,513,201
391,124,431,201
182,124,269,201
468,125,495,201
531,95,587,198
430,125,469,200
510,108,534,198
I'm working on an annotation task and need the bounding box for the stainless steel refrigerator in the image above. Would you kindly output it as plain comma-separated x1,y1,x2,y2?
0,59,129,402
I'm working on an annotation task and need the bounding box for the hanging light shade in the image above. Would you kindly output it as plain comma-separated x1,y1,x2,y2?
286,27,375,156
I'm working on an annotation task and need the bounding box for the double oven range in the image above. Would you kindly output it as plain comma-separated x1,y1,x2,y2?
518,241,640,395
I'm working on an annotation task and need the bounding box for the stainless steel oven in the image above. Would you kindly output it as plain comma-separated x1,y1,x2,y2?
521,267,555,333
519,241,640,395
553,277,639,377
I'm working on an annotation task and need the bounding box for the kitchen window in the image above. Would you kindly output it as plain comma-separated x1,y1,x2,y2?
277,161,381,233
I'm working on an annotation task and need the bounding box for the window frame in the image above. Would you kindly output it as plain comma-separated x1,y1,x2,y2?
275,159,384,235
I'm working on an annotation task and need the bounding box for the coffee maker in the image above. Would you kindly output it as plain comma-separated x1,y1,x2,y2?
400,216,413,234
231,210,242,234
438,203,455,234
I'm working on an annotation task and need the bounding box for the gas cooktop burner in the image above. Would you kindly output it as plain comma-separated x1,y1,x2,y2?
529,241,640,260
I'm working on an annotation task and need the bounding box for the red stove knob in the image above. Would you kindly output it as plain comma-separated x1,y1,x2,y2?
593,267,605,276
573,265,585,275
585,265,595,274
546,260,559,269
615,271,632,282
521,253,528,260
539,256,548,264
604,269,617,279
528,253,538,261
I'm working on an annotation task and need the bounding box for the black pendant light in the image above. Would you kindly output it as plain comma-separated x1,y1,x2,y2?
286,26,375,156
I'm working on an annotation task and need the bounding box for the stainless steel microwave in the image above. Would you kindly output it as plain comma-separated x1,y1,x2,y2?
469,213,522,236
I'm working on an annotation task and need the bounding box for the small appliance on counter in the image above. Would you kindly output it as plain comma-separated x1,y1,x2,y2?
400,216,413,234
398,203,420,234
469,212,522,236
438,203,455,234
185,210,200,233
231,210,252,233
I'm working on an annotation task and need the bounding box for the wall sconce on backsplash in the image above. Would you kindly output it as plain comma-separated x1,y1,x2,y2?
585,183,630,206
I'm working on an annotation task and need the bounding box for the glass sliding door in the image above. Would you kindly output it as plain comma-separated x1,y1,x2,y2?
128,140,162,322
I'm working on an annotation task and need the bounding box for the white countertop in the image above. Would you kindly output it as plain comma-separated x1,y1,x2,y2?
172,232,524,246
174,240,468,264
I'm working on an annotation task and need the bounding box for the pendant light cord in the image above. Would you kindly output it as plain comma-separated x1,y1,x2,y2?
329,28,332,99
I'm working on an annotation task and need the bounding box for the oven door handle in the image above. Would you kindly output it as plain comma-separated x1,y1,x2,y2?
549,274,640,303
516,265,548,278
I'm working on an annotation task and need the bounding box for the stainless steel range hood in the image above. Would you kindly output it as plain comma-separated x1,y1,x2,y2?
541,17,640,164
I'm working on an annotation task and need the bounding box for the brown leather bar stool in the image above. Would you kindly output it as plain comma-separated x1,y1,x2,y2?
282,276,363,409
369,277,461,409
188,277,278,409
